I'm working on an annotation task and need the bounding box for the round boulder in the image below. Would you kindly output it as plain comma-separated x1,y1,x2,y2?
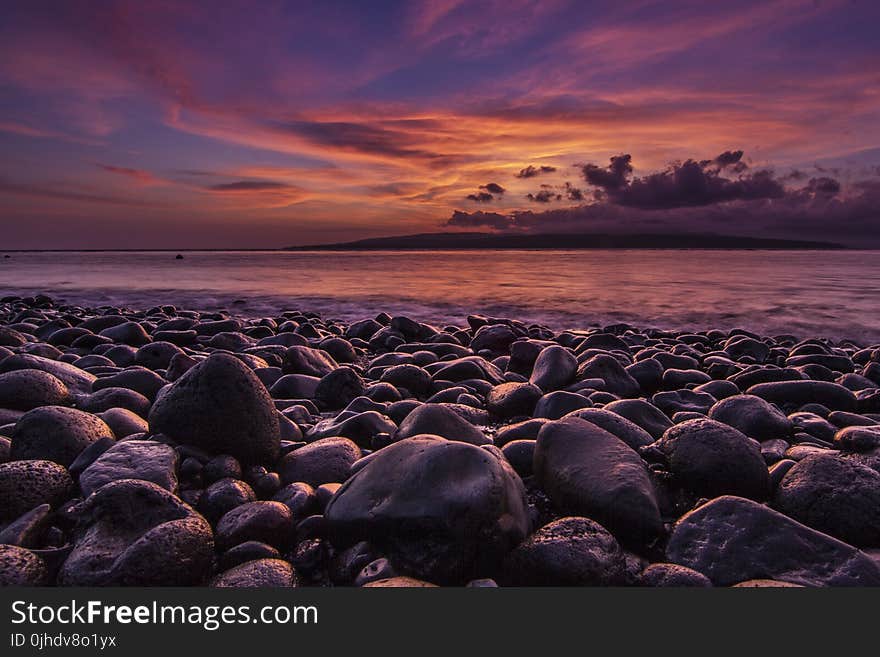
148,353,280,464
0,369,70,410
773,453,880,547
655,418,769,500
58,479,214,586
11,406,115,467
503,517,626,586
708,394,792,440
325,435,529,583
278,437,360,487
0,459,73,522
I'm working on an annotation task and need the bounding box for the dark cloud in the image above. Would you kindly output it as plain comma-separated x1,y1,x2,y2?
526,189,560,203
516,164,558,178
700,150,747,173
480,182,506,194
444,150,880,246
581,154,632,190
581,153,784,209
466,191,495,202
804,176,841,196
208,180,292,192
563,182,584,201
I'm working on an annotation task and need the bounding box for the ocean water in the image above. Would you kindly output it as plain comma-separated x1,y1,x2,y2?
2,249,879,343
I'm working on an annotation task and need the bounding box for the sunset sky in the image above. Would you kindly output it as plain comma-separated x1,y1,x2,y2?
1,0,879,248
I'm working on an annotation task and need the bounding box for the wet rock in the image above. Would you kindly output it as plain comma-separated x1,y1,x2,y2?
834,425,880,452
282,346,339,377
379,364,432,398
0,353,95,395
638,563,712,587
135,341,184,370
652,389,717,416
308,410,397,448
325,435,529,583
534,417,662,544
216,501,294,550
272,482,317,521
486,382,542,419
59,479,213,585
219,540,280,570
197,478,257,524
501,439,535,477
97,408,148,438
562,407,654,450
666,495,880,586
92,367,167,401
533,389,589,418
724,336,770,362
79,387,151,416
269,374,320,399
773,454,880,546
604,399,673,440
493,418,549,446
202,455,242,483
99,321,151,346
279,437,361,487
654,418,769,500
148,353,280,464
0,504,52,547
470,324,518,355
748,380,858,412
708,394,792,440
80,440,179,496
394,403,489,445
0,369,70,410
211,558,297,587
314,367,366,410
11,406,114,467
0,459,73,521
529,345,578,391
625,358,664,394
0,544,48,586
503,517,626,586
576,354,640,398
362,576,437,587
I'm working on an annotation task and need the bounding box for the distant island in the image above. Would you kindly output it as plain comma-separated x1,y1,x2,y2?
286,232,847,250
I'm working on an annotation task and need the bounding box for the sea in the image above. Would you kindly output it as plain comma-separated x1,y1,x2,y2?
2,249,878,343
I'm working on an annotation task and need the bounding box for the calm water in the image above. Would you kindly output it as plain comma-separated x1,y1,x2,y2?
2,250,879,343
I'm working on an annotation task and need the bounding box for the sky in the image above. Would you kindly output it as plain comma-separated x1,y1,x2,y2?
1,0,879,248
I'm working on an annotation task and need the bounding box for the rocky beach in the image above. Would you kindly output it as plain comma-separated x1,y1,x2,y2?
1,293,880,588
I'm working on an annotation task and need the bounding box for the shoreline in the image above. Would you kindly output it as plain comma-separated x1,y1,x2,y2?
1,294,879,587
